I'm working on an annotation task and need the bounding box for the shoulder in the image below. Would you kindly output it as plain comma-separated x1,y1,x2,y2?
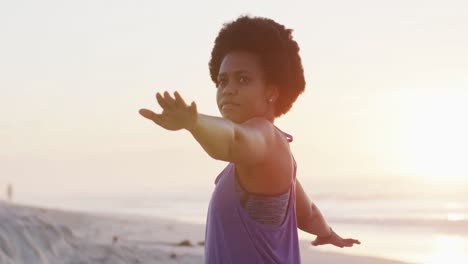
240,117,276,142
241,117,290,149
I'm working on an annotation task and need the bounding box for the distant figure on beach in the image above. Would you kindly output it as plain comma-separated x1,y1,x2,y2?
6,183,13,202
140,15,360,263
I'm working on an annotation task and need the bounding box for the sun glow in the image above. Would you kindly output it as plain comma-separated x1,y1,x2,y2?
397,89,468,183
447,213,465,221
425,235,468,264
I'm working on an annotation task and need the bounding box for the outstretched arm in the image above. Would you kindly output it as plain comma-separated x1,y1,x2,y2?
139,91,273,164
296,179,332,236
296,179,361,247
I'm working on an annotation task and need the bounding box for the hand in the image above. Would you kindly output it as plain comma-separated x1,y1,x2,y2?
139,91,198,131
311,229,361,248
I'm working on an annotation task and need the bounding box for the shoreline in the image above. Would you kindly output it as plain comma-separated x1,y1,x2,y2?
0,201,411,263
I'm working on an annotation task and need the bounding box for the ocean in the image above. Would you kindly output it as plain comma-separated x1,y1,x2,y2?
18,189,468,264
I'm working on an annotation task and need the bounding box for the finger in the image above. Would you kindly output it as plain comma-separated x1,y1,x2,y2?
156,93,168,110
174,91,187,108
311,239,323,246
139,108,155,120
139,108,163,124
343,238,360,243
164,91,176,110
344,239,361,245
190,101,197,114
342,240,359,247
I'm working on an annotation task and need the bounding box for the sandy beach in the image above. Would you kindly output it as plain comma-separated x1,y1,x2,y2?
0,201,410,264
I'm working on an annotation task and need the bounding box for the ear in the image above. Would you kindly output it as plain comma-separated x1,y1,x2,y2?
266,85,279,103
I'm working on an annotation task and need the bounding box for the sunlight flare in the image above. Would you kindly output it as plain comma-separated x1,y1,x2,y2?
397,90,468,183
426,235,468,264
447,213,465,221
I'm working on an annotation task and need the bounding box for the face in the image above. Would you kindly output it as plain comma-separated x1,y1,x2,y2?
216,51,277,123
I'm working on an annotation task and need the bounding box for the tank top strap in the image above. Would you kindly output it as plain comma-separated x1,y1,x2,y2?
274,125,296,180
274,125,293,143
214,163,232,185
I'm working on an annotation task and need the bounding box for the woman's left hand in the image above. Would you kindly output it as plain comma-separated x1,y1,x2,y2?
311,229,361,248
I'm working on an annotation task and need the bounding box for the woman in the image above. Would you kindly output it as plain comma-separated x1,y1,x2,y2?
140,15,360,264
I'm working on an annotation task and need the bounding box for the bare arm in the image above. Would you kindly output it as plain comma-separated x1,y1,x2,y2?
296,179,332,237
139,91,273,164
187,114,273,163
296,179,361,247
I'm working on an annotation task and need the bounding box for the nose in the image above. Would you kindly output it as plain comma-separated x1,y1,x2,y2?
222,82,238,96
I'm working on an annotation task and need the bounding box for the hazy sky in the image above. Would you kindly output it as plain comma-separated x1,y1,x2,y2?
1,0,467,198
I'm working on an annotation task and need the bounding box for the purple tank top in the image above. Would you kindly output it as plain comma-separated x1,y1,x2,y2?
204,128,301,264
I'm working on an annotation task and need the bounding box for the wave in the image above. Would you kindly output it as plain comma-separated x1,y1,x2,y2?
328,216,468,234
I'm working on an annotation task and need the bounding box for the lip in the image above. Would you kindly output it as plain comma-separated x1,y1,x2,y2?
220,100,240,108
222,103,239,107
221,104,238,112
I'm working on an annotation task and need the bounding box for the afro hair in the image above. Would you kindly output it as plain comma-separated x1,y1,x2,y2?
209,15,306,117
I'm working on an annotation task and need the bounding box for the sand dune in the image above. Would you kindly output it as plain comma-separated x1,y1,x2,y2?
0,201,409,264
0,201,202,264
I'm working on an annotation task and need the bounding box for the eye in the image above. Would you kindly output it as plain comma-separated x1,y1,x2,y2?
217,78,228,88
239,75,249,84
